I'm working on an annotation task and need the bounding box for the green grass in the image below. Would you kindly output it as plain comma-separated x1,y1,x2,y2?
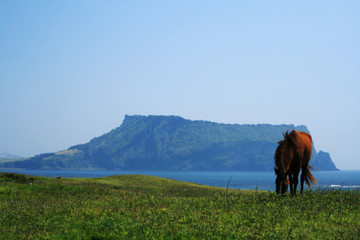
0,172,359,239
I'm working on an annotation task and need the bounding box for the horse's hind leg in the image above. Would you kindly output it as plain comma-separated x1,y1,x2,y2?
300,168,306,193
289,174,294,194
293,176,299,195
293,170,300,195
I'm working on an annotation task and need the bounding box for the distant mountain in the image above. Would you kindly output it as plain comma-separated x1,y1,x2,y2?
0,115,339,171
0,152,23,159
0,152,23,164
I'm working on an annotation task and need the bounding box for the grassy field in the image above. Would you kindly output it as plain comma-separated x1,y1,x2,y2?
0,172,359,239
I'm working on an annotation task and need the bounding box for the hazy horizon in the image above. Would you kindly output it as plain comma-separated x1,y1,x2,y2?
1,1,359,170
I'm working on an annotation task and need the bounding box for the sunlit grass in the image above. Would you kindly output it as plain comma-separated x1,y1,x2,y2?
0,172,359,239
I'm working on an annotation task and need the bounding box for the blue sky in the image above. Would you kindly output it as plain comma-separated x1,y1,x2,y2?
1,1,359,169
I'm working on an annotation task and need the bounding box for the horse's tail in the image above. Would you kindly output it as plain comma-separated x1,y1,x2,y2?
303,164,317,188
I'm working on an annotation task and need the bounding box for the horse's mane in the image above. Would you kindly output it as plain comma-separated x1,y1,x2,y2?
282,130,297,144
274,130,295,170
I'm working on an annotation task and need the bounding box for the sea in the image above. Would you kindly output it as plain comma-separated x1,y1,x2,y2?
1,169,359,191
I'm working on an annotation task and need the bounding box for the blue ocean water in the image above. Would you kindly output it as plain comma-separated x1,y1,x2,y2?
1,169,359,191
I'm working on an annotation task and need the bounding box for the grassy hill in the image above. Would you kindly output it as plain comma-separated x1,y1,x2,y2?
0,172,358,239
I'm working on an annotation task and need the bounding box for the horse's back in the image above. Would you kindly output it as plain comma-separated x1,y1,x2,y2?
294,131,312,164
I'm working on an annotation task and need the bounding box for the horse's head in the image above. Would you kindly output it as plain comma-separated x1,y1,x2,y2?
274,167,289,194
274,133,295,194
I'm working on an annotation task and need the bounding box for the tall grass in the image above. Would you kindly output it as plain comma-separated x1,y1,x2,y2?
0,173,359,239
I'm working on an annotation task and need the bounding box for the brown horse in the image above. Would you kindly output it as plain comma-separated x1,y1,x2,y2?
274,130,317,195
